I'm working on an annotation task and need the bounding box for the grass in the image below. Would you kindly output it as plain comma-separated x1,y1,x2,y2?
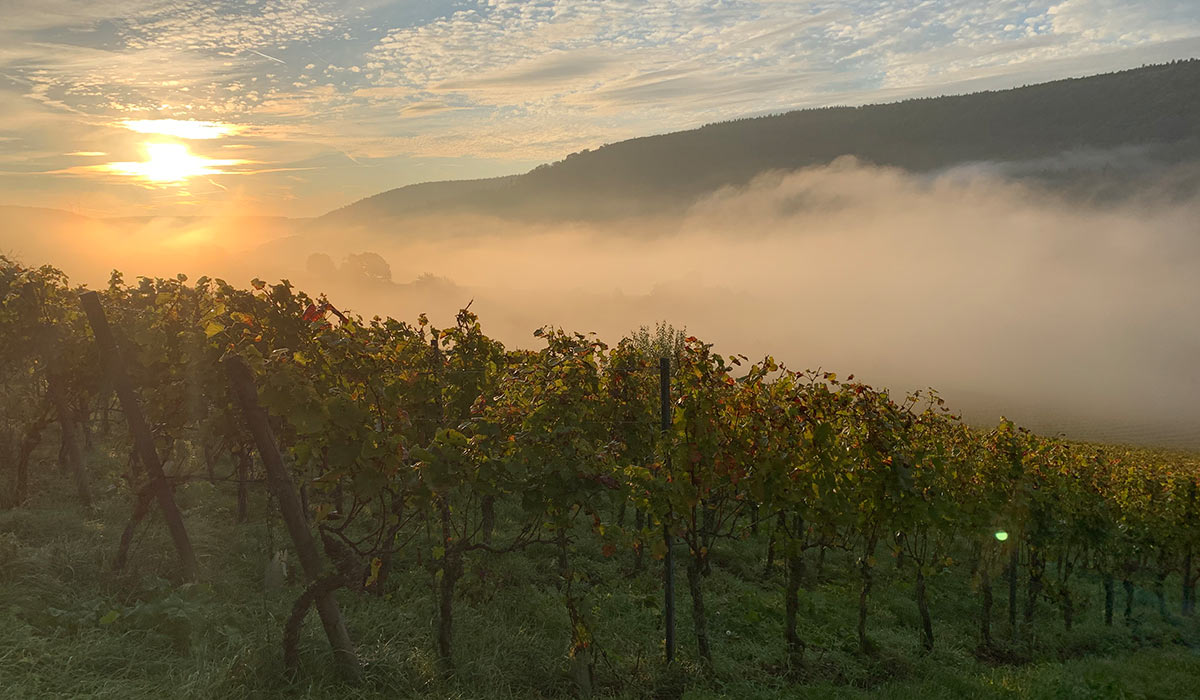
2,449,1199,698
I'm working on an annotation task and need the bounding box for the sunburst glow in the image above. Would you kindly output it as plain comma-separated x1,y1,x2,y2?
119,119,241,140
99,142,246,184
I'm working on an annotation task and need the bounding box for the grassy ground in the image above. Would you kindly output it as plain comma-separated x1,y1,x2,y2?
2,449,1199,698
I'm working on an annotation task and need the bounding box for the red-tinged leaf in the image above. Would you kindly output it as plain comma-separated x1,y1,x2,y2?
302,303,324,322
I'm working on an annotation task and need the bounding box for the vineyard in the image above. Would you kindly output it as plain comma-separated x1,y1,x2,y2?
2,255,1200,698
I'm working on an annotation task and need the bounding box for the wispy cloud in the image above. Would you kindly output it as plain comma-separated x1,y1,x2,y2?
116,0,343,53
352,0,1200,157
120,119,242,139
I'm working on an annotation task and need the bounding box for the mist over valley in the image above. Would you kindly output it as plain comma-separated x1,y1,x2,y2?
5,61,1200,445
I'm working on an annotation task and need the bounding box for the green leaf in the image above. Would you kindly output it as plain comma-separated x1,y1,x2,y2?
99,610,120,625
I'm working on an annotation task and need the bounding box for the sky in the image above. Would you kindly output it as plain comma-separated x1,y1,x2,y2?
1,0,1199,218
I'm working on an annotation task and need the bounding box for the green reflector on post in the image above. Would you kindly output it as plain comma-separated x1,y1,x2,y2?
994,531,1009,541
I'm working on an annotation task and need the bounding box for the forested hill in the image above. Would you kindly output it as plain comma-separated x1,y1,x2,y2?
322,59,1200,223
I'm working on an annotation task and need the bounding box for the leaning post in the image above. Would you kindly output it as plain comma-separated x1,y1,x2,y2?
224,356,360,681
79,291,198,581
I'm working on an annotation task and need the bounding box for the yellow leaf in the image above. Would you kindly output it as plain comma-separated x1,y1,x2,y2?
365,557,383,588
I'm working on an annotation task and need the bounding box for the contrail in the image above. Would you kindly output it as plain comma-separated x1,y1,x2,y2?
247,49,286,64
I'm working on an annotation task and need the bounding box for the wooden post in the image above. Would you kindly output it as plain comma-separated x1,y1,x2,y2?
10,404,51,508
79,291,198,580
47,373,91,508
660,356,675,665
224,356,360,681
235,446,250,524
1008,543,1019,633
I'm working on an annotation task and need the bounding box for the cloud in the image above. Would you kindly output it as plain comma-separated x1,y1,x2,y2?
397,100,462,116
2,0,1199,211
0,1,163,32
1049,0,1200,43
117,0,343,53
578,70,821,110
351,0,1200,157
436,50,619,94
119,119,242,139
0,0,349,125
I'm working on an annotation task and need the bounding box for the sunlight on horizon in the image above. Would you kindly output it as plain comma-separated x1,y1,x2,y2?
97,142,247,184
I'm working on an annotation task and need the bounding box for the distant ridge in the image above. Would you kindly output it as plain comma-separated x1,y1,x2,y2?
321,59,1200,224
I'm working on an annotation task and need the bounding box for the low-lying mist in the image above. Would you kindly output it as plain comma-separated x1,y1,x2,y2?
6,158,1199,446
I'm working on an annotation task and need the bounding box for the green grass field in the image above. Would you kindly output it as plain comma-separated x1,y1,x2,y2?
2,446,1199,699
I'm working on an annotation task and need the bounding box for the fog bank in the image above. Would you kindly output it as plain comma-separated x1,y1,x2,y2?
5,159,1199,447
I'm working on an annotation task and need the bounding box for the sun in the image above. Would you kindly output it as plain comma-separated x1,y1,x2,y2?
140,143,217,182
99,142,246,184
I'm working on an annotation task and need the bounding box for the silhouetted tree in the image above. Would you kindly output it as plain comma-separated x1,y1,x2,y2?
342,252,392,284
